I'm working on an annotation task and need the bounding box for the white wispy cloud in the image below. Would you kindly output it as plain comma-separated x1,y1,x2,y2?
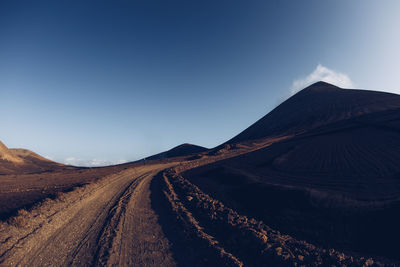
64,157,127,167
291,64,356,94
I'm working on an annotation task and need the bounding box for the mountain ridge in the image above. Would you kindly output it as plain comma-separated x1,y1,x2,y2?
0,141,24,164
0,141,69,174
146,143,208,161
225,81,400,145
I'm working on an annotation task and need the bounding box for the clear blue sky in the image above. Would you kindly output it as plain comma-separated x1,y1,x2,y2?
1,0,400,166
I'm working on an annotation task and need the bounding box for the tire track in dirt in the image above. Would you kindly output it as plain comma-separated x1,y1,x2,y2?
1,152,389,266
154,167,386,267
95,171,175,267
0,164,175,267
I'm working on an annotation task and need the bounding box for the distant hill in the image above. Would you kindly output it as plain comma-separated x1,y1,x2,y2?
0,141,24,164
0,141,71,175
226,81,400,144
146,143,208,161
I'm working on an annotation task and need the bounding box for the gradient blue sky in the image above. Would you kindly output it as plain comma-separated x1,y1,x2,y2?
1,1,400,166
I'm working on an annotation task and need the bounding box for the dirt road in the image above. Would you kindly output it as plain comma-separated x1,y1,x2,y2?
0,161,390,266
0,164,176,267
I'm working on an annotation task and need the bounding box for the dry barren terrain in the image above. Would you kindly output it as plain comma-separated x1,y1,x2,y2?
1,155,395,266
1,82,400,266
0,163,176,266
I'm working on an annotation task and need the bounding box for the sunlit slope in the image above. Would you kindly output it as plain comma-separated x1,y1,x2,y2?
0,141,71,174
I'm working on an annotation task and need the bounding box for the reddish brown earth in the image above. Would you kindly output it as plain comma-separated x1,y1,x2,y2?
0,141,72,175
0,164,134,219
1,81,399,266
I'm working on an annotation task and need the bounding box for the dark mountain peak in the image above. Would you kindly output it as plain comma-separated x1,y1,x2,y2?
146,143,208,161
173,143,197,149
302,81,341,92
225,83,400,145
164,143,208,155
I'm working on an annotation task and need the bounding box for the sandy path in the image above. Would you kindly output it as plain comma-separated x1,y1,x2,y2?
0,164,175,267
100,171,175,267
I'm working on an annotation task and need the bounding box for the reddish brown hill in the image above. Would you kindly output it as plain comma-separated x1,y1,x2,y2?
0,141,71,175
0,141,24,164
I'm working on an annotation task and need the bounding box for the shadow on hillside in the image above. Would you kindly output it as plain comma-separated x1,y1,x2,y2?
184,166,400,262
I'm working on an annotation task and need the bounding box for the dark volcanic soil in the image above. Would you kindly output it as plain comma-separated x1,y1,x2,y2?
183,107,400,261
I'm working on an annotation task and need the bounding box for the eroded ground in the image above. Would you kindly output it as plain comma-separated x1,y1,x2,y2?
1,149,397,266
